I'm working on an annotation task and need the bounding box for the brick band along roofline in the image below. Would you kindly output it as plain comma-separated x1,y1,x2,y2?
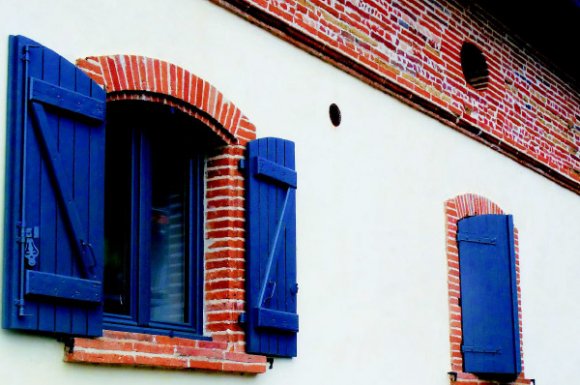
211,0,580,195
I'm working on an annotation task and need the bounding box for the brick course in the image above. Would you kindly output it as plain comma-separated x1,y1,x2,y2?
71,56,265,374
213,0,580,194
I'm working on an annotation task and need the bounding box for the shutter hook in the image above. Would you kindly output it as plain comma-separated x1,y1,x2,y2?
81,241,97,268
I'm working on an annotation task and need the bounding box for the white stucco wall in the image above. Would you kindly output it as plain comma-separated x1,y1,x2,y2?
0,1,578,384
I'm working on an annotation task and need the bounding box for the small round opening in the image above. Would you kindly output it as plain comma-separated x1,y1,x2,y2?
329,103,341,126
460,42,489,91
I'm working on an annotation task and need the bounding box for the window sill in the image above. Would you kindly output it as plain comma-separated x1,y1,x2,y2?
65,330,267,374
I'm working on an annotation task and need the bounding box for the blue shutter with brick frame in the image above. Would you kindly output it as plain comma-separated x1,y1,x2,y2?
3,35,106,337
244,137,298,358
457,214,521,377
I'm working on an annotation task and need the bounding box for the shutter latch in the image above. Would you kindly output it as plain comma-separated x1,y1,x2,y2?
18,226,40,267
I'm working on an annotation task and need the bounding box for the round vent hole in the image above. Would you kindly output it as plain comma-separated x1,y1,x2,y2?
329,103,341,126
460,42,489,91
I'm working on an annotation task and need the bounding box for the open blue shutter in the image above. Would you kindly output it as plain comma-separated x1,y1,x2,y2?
458,214,521,377
244,137,298,357
3,36,106,337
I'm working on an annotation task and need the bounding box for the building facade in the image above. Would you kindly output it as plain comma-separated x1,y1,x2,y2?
0,1,578,385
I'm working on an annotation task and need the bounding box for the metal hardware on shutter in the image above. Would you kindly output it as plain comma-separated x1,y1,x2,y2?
457,233,496,244
263,281,276,305
238,312,247,326
462,345,502,354
22,227,40,267
290,283,298,295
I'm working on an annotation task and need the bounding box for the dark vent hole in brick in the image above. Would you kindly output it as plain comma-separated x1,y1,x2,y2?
329,103,341,126
460,42,489,91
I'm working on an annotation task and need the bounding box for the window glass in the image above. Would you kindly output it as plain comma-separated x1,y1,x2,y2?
150,136,188,324
103,101,207,337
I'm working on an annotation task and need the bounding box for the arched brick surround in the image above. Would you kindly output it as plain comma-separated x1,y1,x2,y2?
76,55,256,145
66,56,266,374
444,194,530,385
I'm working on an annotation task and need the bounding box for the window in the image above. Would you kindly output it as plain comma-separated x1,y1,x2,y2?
103,102,208,338
3,35,299,364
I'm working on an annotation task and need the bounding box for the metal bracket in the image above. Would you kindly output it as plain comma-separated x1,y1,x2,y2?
23,227,40,267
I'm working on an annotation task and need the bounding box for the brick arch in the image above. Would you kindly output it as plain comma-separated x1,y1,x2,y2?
444,194,529,385
76,55,256,145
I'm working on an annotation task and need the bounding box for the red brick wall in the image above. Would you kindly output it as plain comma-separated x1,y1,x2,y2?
444,194,530,385
67,55,266,374
214,0,580,194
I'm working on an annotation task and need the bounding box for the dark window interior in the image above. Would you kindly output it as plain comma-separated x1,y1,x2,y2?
104,101,215,338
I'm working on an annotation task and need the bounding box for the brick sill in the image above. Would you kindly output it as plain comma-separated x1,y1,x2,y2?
451,371,533,385
65,330,267,374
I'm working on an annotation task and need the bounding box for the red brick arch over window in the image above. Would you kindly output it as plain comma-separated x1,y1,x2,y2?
66,55,267,374
444,194,531,385
76,55,256,145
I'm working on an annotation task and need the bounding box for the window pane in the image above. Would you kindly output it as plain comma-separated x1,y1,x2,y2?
104,124,132,316
150,137,188,324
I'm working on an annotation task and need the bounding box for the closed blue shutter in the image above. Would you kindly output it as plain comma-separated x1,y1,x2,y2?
458,214,521,376
244,137,298,357
3,36,106,337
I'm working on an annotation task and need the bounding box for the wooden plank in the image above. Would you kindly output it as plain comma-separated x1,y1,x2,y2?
457,233,496,245
29,77,105,121
283,139,297,357
26,270,101,303
256,156,297,188
53,50,73,334
256,307,299,332
25,40,45,331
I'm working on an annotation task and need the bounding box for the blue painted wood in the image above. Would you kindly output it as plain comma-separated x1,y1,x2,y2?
256,157,297,188
3,35,105,337
30,103,95,278
245,137,298,358
29,78,105,121
25,271,102,303
255,308,299,332
458,214,521,377
38,44,60,334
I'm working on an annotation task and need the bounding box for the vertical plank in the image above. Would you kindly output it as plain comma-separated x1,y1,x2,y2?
36,45,58,333
284,139,297,357
69,65,89,335
54,54,74,334
21,39,43,330
274,138,285,355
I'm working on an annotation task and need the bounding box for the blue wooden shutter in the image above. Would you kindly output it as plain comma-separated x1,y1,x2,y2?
244,137,298,357
3,35,106,337
458,214,521,376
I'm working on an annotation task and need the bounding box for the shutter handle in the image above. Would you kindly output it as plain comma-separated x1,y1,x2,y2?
81,241,97,269
264,281,276,304
290,283,298,295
